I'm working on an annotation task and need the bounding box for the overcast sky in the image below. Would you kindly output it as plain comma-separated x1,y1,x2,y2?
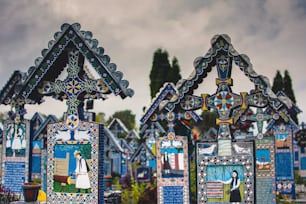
1,0,306,128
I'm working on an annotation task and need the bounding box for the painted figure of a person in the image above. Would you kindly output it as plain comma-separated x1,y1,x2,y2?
6,126,13,156
219,170,241,203
12,124,23,156
162,150,171,174
6,128,12,149
74,150,91,193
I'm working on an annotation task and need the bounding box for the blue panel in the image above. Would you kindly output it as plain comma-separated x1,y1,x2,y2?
4,162,26,193
206,165,244,181
163,186,184,204
295,151,299,161
149,159,156,170
301,157,306,170
276,153,293,179
32,156,41,173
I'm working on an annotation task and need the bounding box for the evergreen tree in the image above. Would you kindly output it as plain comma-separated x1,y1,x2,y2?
271,70,298,124
195,110,218,132
149,49,182,99
169,57,182,84
283,70,298,123
283,70,296,104
272,70,283,93
107,110,136,130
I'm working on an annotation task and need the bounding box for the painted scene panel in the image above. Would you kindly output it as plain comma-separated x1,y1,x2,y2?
256,149,271,171
47,121,103,204
5,123,27,157
160,146,184,178
206,165,245,203
53,143,92,194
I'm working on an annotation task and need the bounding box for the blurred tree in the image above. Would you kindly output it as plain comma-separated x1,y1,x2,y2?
149,49,182,99
272,70,298,124
96,112,107,124
169,57,182,84
283,70,298,123
272,70,283,93
196,110,218,132
283,70,296,104
107,110,136,130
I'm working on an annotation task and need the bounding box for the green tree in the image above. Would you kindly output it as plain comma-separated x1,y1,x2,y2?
107,110,136,130
169,57,182,84
196,110,218,132
96,112,107,124
272,70,298,124
283,70,298,123
283,70,296,104
272,70,283,93
190,159,196,203
149,49,182,99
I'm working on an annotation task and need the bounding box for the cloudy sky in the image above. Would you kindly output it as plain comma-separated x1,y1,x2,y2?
0,0,306,128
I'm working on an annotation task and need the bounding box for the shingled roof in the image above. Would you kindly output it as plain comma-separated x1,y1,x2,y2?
164,34,285,113
0,23,134,106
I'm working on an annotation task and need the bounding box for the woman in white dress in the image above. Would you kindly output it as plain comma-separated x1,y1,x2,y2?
12,124,22,156
74,150,91,193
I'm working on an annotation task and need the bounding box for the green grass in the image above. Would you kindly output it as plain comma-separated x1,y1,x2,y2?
53,182,91,193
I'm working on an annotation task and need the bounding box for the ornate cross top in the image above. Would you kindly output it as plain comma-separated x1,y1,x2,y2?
240,108,278,139
39,50,109,129
179,53,272,156
150,111,193,140
181,54,248,141
140,122,166,139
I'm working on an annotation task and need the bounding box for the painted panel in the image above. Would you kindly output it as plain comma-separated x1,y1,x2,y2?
2,120,30,194
301,157,306,170
196,141,254,203
135,166,152,182
276,153,293,180
32,140,42,175
157,135,189,204
255,138,276,203
47,121,104,204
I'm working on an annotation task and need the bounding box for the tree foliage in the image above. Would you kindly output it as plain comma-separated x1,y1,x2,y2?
107,110,136,130
272,70,283,93
149,48,182,99
283,70,296,104
95,112,107,124
272,69,298,124
195,110,218,133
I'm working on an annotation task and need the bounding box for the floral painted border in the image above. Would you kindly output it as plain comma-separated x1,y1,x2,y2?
47,121,103,204
156,135,189,204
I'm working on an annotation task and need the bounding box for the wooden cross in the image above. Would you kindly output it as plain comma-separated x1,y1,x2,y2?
149,111,196,140
240,107,278,139
39,50,109,129
140,122,166,139
179,54,270,156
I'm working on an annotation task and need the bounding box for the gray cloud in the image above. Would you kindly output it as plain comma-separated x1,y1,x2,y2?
0,0,306,127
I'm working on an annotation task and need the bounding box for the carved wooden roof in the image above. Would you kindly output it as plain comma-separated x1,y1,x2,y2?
0,23,134,106
164,34,284,112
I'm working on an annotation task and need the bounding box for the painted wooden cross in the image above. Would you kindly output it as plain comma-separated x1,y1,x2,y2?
140,122,166,139
39,50,109,129
149,110,200,141
240,107,278,139
179,54,269,156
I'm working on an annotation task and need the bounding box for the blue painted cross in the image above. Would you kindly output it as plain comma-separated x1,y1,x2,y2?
39,50,109,129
